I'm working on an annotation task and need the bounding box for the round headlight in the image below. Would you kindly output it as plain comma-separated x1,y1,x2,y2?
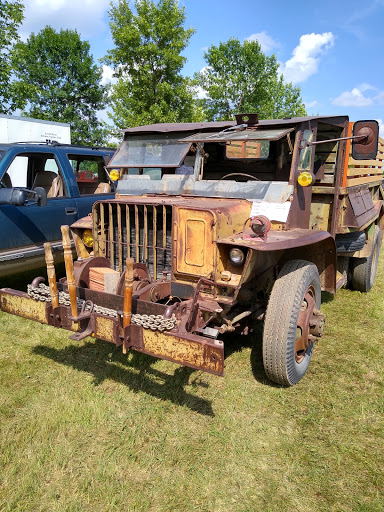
109,169,120,181
82,229,94,248
229,247,245,266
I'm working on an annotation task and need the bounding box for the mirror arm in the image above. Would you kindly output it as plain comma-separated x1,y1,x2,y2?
306,134,367,147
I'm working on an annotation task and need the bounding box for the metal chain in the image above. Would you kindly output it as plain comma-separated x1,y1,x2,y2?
27,283,176,331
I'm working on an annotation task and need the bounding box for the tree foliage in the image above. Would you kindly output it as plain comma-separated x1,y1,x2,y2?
104,0,204,128
195,38,306,121
0,0,24,113
12,27,109,145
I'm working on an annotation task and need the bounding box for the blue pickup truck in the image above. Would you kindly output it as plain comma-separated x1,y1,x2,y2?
0,142,115,277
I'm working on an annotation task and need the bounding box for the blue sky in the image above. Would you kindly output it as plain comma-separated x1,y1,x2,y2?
20,0,384,133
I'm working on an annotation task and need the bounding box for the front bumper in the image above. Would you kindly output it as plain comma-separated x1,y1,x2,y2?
0,285,224,376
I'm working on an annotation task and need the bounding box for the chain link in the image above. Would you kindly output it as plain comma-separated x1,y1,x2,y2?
27,283,176,331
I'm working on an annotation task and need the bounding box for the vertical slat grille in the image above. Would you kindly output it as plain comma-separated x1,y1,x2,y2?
94,202,173,278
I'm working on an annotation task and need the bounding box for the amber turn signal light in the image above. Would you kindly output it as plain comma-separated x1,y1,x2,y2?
109,169,120,181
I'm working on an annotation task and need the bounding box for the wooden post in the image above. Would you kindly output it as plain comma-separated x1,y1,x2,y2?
61,225,78,319
44,242,59,309
123,257,134,354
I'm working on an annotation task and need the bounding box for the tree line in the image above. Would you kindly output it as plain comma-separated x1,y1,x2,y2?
0,0,306,146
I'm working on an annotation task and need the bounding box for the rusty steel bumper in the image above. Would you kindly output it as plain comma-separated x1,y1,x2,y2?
0,286,224,376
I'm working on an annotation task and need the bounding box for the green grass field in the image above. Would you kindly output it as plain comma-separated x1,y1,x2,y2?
0,258,383,512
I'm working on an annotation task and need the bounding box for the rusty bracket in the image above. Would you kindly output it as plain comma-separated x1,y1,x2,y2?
185,278,215,333
122,324,144,353
69,300,96,341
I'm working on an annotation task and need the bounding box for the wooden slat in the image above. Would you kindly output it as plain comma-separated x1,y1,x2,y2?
117,203,122,273
324,163,336,173
109,203,114,266
349,158,384,167
347,167,383,177
319,175,335,184
346,175,383,187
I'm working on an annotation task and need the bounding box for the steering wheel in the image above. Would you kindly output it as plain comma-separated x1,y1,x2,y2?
219,173,260,182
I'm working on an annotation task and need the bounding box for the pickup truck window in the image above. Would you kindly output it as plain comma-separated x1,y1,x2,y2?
68,154,111,195
5,153,67,197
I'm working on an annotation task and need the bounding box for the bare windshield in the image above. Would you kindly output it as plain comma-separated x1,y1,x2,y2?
109,133,190,168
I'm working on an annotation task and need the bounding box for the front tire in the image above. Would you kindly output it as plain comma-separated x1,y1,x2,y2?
263,260,324,386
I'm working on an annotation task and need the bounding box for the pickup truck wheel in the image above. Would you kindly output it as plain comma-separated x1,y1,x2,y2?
351,226,381,292
263,260,323,386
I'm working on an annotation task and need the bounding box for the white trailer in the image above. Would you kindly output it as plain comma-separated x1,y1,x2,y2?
0,115,71,144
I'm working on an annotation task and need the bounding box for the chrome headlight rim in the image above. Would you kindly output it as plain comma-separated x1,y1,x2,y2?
229,247,245,266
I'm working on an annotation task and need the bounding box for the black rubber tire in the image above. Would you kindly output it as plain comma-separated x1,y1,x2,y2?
337,256,351,288
263,260,321,386
351,226,381,292
335,231,366,253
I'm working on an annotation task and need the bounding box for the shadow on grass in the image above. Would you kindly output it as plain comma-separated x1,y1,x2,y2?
222,325,282,387
33,339,215,417
321,291,335,304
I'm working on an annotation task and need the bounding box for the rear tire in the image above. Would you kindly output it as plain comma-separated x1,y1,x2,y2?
351,226,381,292
263,260,322,386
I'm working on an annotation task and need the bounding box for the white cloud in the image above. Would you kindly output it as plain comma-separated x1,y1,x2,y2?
305,100,318,109
20,0,110,39
332,87,374,107
246,31,279,52
101,65,116,85
375,91,384,105
195,86,208,100
281,32,335,84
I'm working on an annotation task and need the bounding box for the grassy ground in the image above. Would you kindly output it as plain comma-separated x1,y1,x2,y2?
0,258,383,512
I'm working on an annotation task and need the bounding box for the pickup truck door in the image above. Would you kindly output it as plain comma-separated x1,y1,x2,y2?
0,150,79,258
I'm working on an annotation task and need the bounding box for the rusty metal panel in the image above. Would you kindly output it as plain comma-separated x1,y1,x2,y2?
175,208,215,276
137,329,224,376
0,289,49,324
348,187,375,228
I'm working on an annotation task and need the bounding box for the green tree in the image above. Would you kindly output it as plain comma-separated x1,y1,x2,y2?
104,0,204,128
12,27,109,145
0,0,24,113
195,38,306,121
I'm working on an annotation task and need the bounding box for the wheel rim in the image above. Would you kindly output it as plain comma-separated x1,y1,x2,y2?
295,286,318,364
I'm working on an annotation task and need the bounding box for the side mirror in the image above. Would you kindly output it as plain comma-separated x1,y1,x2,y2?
0,187,47,207
0,188,28,206
352,120,379,160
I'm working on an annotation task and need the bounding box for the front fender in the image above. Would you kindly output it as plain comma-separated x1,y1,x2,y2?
217,229,336,293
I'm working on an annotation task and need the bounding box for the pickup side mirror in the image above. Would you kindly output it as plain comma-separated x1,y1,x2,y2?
352,120,379,160
0,187,47,207
34,186,47,207
0,188,28,206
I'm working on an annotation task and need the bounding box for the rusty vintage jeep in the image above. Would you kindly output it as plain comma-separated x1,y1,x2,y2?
1,114,383,385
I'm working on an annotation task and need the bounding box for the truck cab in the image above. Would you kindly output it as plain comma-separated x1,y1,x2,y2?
0,142,115,277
